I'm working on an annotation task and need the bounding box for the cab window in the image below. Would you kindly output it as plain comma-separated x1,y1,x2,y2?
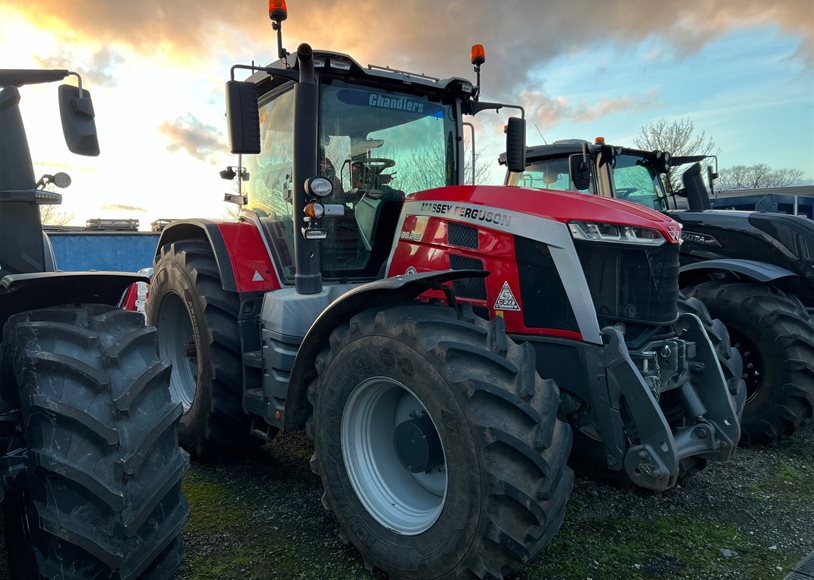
508,157,595,194
613,155,665,210
244,87,297,279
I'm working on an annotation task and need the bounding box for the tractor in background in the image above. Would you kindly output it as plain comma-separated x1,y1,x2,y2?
503,138,813,445
147,4,740,577
0,69,188,578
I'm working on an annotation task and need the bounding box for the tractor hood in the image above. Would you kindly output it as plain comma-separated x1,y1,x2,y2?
412,185,681,244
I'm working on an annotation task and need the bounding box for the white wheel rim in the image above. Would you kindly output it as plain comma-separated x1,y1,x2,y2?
156,293,198,412
341,377,448,535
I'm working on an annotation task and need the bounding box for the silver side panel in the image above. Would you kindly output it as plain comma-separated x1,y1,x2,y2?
260,284,358,340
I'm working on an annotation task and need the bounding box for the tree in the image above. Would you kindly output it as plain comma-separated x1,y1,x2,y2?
381,137,491,194
633,118,718,191
39,204,75,226
718,164,805,190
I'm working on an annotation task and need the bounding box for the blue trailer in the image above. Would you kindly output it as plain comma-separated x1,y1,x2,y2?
709,186,814,219
46,231,159,271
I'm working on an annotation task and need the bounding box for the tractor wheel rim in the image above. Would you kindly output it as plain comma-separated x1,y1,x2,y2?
731,330,764,404
157,293,198,412
341,377,447,535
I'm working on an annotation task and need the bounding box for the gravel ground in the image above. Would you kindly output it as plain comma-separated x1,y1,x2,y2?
174,421,812,579
0,423,810,578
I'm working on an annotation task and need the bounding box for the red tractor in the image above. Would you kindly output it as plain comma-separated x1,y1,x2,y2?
148,5,740,577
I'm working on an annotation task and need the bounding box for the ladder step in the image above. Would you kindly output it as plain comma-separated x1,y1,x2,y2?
243,350,263,369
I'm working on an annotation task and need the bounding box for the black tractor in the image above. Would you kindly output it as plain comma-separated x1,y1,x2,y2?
0,70,188,578
503,138,814,445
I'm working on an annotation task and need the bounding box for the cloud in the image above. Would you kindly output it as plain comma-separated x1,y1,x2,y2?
159,114,224,162
11,0,813,98
35,47,125,88
101,204,147,212
522,88,661,129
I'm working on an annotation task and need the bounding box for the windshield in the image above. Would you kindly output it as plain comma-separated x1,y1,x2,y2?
319,80,458,197
612,154,665,210
507,156,594,194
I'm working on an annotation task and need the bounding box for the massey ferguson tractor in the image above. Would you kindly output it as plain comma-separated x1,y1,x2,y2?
0,70,188,578
147,4,740,577
503,139,813,446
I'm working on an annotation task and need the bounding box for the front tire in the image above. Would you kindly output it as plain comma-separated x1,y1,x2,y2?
0,305,189,579
309,303,573,579
687,281,814,445
148,239,263,458
678,293,746,417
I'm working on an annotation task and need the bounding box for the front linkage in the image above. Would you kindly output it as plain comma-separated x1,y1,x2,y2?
584,312,740,490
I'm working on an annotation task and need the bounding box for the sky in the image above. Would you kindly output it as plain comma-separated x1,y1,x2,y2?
1,0,812,228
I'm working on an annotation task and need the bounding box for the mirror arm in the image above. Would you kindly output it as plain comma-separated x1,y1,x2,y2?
66,71,83,94
463,122,476,185
468,101,525,119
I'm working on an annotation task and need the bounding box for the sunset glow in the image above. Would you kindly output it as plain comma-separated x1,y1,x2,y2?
2,0,812,228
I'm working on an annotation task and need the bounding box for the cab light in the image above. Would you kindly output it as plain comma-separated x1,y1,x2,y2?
304,176,333,198
594,136,605,145
269,0,287,22
471,44,486,66
568,220,665,246
304,202,325,218
34,191,63,205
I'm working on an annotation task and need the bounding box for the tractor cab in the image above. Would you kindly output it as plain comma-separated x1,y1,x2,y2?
503,138,673,211
239,53,472,281
224,32,526,293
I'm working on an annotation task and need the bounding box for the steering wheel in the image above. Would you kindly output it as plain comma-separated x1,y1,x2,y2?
354,158,396,172
615,187,638,199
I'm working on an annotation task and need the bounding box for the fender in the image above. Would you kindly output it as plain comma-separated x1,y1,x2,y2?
0,271,147,329
679,258,798,286
156,219,280,293
284,269,487,431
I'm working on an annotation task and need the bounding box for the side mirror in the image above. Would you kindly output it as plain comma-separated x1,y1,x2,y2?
504,117,526,173
58,84,99,156
682,163,712,211
226,80,260,154
568,154,591,191
707,165,718,196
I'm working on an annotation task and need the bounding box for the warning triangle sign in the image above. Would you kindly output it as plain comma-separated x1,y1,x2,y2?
494,281,520,311
252,271,264,282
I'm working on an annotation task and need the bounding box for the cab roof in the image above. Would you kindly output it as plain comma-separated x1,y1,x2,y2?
247,49,475,100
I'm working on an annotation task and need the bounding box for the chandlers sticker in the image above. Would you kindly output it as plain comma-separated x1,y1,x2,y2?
418,202,513,227
494,281,521,311
336,89,444,117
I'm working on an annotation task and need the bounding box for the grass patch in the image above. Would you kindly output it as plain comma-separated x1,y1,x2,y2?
529,513,801,579
751,460,814,501
182,470,250,535
179,464,377,580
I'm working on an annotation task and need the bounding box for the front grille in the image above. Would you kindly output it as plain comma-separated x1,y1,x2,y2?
515,237,580,332
574,240,679,325
449,254,487,300
448,222,479,249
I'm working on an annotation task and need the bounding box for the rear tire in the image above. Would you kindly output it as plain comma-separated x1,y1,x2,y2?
147,239,264,458
309,303,573,579
0,305,189,579
686,281,814,445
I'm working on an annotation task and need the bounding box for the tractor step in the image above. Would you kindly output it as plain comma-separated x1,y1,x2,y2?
243,350,263,369
249,412,275,441
244,388,265,419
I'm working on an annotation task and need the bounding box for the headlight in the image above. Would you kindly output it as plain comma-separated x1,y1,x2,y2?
568,220,665,246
